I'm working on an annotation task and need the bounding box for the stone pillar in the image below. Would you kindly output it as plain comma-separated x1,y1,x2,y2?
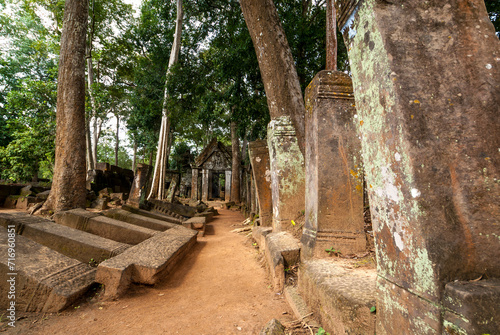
201,169,209,202
337,1,500,333
191,168,199,201
224,170,231,202
248,140,273,227
301,70,365,260
267,117,305,231
127,163,152,208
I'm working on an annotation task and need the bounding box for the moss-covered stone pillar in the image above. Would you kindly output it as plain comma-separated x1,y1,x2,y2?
301,70,365,259
249,140,273,227
337,0,500,333
267,117,305,231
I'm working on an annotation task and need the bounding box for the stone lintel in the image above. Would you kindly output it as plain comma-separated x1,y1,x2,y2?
0,227,96,313
103,208,177,231
0,213,129,264
54,208,157,245
96,226,197,298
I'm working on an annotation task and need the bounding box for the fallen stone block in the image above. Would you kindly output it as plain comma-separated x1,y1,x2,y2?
0,226,96,313
298,259,376,334
252,226,272,249
96,226,197,298
121,204,183,225
284,286,320,329
103,208,176,231
183,217,207,236
54,209,158,245
149,199,196,218
194,210,214,222
265,231,300,292
0,213,130,264
3,195,19,209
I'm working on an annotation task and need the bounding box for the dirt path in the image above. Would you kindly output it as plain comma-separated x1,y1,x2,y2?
3,209,297,335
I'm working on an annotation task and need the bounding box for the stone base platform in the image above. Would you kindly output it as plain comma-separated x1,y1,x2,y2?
103,208,177,231
54,209,158,245
0,227,96,313
121,204,183,225
298,259,376,334
0,213,129,264
96,225,197,299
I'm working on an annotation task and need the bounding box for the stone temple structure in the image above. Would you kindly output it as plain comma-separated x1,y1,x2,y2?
191,139,233,202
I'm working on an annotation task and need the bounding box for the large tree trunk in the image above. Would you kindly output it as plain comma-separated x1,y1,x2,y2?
239,0,306,156
230,120,241,203
148,0,183,200
42,0,88,213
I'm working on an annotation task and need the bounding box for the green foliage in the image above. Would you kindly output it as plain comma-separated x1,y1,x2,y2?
370,306,376,313
96,131,132,170
485,1,500,37
316,327,330,335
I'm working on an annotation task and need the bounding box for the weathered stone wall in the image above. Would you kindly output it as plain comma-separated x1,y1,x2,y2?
249,140,273,227
337,0,500,333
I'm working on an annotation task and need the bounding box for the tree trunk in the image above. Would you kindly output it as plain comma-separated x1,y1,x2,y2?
85,118,94,170
42,0,88,213
92,118,101,166
326,0,337,71
132,141,137,173
148,0,183,200
114,114,119,166
230,120,241,203
239,0,306,156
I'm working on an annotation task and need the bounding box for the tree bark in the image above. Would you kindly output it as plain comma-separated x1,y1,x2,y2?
230,120,241,203
326,0,337,71
239,0,306,156
42,0,88,213
114,114,119,166
132,141,137,173
148,0,183,200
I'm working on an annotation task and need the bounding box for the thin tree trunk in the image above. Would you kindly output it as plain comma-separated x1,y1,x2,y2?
148,0,183,200
132,141,137,172
42,0,88,213
239,0,306,156
85,119,94,170
92,118,102,165
230,119,241,203
114,114,119,166
241,132,248,164
326,0,337,71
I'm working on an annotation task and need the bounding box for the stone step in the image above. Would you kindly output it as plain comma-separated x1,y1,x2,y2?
96,225,197,298
264,231,301,292
0,213,130,264
121,204,183,225
54,208,158,245
0,226,96,313
298,259,376,334
103,208,177,231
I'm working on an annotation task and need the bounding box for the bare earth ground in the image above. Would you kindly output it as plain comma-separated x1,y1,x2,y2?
1,208,300,335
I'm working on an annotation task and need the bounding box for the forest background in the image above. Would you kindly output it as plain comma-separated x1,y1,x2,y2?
0,0,498,183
